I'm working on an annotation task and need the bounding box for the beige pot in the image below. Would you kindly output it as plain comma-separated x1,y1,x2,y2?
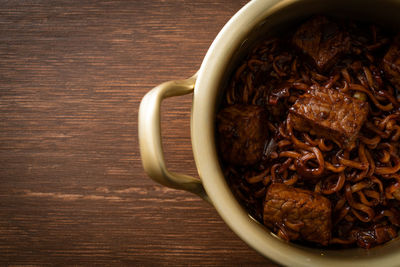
139,0,400,266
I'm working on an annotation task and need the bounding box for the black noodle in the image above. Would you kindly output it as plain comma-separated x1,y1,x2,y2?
216,16,400,249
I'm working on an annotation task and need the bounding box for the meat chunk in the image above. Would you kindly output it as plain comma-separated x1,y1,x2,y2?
263,183,331,245
383,35,400,91
293,16,350,70
351,225,398,249
217,104,268,166
289,87,369,147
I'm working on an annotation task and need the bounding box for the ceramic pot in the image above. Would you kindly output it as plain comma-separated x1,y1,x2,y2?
139,0,400,265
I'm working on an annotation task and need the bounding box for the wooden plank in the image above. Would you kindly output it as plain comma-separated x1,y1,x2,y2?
0,0,278,265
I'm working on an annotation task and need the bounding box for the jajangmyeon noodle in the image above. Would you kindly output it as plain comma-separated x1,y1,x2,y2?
217,16,400,248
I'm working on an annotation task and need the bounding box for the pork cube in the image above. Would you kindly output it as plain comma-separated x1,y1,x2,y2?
289,87,369,147
217,104,268,166
293,16,350,70
263,183,331,246
351,225,398,249
383,35,400,91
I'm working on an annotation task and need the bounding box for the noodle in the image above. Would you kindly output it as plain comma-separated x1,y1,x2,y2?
218,16,400,249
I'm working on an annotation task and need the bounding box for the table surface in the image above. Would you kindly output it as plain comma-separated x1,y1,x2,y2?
0,0,279,265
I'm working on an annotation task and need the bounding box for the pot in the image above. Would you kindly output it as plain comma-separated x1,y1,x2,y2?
139,0,400,266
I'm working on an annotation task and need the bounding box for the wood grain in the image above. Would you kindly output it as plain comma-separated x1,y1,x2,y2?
0,0,279,265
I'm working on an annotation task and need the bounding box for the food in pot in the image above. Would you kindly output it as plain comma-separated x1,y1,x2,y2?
217,104,269,166
263,183,332,245
217,16,400,249
289,86,369,148
293,16,351,70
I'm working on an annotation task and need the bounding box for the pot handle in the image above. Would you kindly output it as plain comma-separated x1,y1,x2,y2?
139,73,210,203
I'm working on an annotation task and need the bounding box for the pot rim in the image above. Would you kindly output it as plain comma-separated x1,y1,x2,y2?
192,0,400,266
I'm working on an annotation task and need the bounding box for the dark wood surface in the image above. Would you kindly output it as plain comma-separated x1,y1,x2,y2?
0,0,279,266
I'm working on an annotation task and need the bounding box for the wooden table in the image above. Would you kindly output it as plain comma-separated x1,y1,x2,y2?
0,0,278,265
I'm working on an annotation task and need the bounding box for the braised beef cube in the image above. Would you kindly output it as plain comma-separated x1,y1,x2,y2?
263,183,331,246
289,87,369,147
383,35,400,91
217,104,268,166
293,16,350,70
351,225,398,249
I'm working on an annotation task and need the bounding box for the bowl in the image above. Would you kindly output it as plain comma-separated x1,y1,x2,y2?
139,0,400,266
